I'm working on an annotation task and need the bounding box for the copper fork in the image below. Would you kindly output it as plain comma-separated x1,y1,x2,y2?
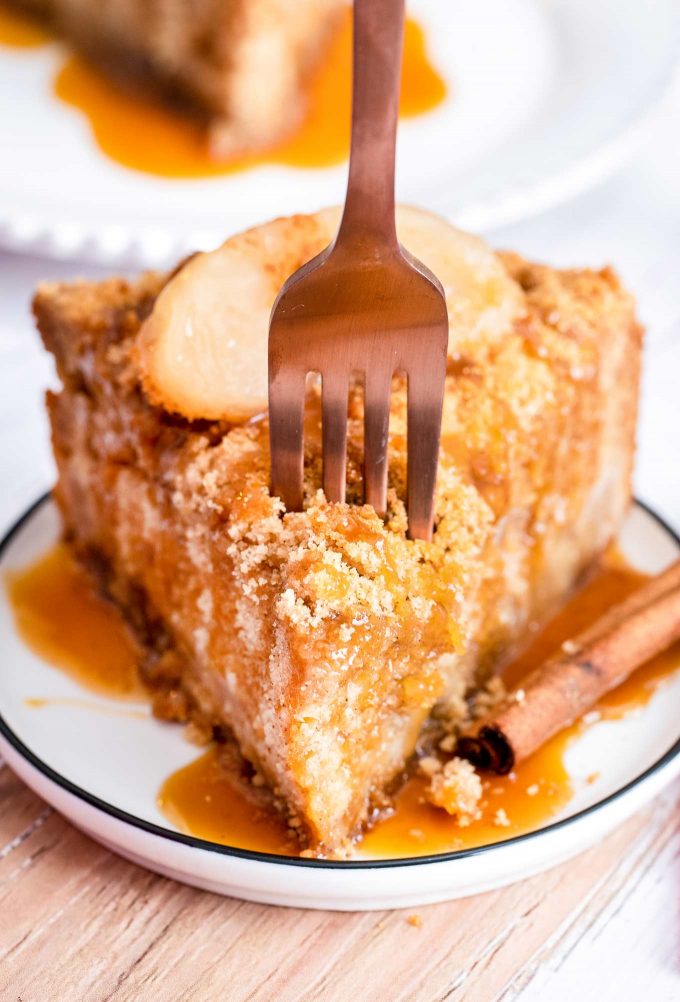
268,0,448,541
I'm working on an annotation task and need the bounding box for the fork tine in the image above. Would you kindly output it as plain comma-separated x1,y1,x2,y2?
322,371,349,504
363,369,392,515
406,367,446,542
269,369,306,511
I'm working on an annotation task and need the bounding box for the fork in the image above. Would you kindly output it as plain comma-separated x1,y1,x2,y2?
268,0,448,541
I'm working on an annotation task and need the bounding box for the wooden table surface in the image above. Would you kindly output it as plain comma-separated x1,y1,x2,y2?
0,756,677,1001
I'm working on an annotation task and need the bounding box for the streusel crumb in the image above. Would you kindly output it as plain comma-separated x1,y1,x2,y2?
493,808,511,828
425,757,482,824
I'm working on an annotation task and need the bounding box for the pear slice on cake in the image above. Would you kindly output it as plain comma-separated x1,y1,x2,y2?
137,206,524,422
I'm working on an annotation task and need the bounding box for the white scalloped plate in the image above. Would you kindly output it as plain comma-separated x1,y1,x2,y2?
0,495,679,910
1,0,679,267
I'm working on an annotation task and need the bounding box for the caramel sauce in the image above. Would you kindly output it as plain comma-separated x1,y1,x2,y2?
52,12,446,178
0,7,50,47
24,696,149,720
361,739,573,858
7,541,679,857
158,746,299,856
158,553,680,858
6,543,144,700
158,731,575,859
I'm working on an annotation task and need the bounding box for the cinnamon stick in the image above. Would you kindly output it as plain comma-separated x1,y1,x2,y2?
457,558,680,774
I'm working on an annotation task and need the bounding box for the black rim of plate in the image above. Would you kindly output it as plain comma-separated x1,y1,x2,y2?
1,492,679,871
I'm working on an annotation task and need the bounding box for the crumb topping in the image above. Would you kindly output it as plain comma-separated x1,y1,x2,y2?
423,757,483,824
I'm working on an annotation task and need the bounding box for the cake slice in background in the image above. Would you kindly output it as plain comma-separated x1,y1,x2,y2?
34,207,642,855
4,0,345,157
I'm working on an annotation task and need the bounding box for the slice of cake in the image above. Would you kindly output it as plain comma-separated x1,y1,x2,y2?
34,207,642,854
5,0,345,157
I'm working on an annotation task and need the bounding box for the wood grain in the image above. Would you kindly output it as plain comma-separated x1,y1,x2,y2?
0,760,677,1002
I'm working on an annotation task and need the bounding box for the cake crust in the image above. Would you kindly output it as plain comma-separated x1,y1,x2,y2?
34,223,642,853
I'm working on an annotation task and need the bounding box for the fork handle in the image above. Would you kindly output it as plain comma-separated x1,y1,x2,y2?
336,0,405,248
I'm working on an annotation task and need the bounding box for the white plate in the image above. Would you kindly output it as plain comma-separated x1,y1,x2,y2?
1,0,679,267
1,495,679,910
